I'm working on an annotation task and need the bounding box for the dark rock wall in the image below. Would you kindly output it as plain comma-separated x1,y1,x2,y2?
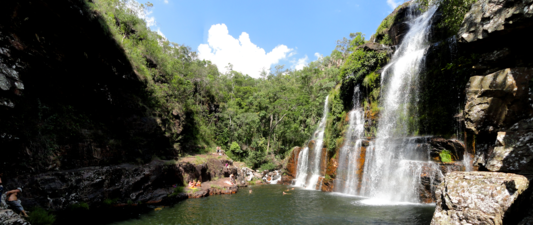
0,0,177,176
3,158,238,212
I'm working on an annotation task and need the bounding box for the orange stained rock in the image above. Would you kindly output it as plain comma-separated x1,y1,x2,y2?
355,146,367,192
285,147,302,179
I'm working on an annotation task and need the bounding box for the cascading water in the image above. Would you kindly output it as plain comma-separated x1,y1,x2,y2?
359,4,441,203
294,96,329,189
334,86,366,195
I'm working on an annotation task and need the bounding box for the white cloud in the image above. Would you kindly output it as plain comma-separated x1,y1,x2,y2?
386,0,401,9
164,0,169,3
294,56,308,71
198,24,293,78
314,52,322,59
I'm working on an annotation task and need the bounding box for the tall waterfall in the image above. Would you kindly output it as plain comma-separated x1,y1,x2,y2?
294,96,329,190
334,86,365,195
359,4,441,203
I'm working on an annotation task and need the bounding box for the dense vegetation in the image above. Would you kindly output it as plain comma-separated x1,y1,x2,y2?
1,0,480,172
85,0,365,168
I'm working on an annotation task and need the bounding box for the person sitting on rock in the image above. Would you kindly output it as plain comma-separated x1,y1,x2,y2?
195,180,201,188
230,174,236,185
5,188,29,217
188,180,195,188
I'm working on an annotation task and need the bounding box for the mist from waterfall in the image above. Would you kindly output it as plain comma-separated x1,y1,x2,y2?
334,86,366,195
294,96,329,189
358,4,441,203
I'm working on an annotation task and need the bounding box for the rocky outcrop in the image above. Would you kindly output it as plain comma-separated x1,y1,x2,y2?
483,118,533,173
464,68,533,134
2,157,241,212
431,172,530,225
459,0,533,44
281,147,301,185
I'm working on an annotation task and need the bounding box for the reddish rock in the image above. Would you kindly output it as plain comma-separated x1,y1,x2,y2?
282,147,301,185
319,148,328,176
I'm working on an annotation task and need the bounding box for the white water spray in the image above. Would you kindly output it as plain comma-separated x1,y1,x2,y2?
360,4,441,203
335,86,366,195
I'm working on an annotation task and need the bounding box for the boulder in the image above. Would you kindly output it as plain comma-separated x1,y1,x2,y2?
464,68,533,134
484,118,533,173
431,171,529,225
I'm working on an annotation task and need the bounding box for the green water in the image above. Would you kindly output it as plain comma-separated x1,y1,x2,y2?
109,185,435,225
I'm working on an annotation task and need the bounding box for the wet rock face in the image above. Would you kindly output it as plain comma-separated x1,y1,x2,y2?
464,68,533,134
484,118,533,173
459,0,533,44
431,171,529,225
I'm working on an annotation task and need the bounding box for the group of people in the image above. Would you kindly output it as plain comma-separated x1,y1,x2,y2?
0,173,29,217
188,180,202,188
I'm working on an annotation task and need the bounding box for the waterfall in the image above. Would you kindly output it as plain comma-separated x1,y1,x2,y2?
334,86,366,195
359,4,441,203
294,96,329,189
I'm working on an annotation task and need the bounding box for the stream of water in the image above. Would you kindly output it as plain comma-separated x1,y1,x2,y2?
294,96,329,189
107,185,435,225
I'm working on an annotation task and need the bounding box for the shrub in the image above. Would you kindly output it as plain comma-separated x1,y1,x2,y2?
259,162,276,171
440,150,452,163
28,208,56,225
103,198,118,205
68,202,89,210
169,186,185,197
417,0,478,37
245,149,266,169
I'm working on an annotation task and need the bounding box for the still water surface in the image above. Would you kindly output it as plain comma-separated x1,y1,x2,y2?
109,185,435,225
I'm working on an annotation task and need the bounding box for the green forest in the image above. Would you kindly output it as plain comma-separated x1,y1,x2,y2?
85,0,386,169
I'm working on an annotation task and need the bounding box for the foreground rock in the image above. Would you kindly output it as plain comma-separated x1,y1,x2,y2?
431,171,529,225
0,209,30,225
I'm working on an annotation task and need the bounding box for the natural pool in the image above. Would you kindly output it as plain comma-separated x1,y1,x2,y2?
108,185,435,225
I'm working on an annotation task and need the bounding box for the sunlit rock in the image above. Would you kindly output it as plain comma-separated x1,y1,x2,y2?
459,0,533,43
431,171,529,225
464,68,533,134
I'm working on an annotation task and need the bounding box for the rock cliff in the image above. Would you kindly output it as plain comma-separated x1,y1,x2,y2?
431,0,533,223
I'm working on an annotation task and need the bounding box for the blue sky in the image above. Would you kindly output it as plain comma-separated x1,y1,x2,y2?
141,0,408,77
